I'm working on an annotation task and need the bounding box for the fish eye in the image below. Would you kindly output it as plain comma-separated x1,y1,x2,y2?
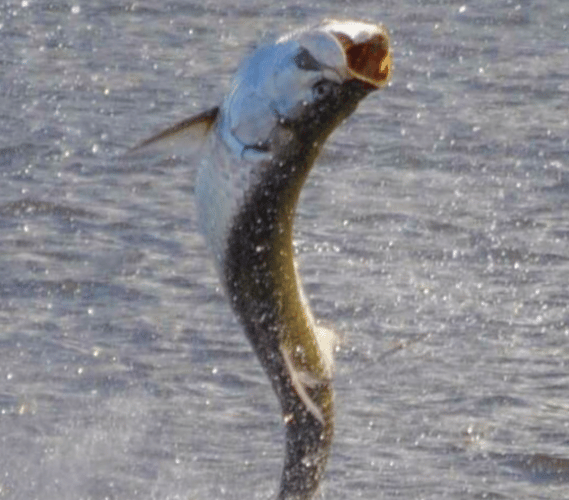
312,79,336,100
293,48,322,71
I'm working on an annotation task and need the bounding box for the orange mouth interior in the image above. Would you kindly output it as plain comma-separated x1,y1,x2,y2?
333,31,392,88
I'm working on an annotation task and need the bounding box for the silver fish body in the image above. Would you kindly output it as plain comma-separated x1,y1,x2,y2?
134,19,391,500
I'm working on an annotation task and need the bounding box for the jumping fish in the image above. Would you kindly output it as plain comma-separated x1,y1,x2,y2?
133,19,391,499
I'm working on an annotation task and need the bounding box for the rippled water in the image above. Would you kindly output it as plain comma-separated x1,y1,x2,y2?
1,1,568,499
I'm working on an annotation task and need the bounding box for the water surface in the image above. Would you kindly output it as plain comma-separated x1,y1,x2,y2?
1,1,568,499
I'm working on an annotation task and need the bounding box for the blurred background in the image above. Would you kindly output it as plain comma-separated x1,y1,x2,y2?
0,1,568,498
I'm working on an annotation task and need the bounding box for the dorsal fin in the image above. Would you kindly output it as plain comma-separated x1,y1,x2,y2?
128,106,219,156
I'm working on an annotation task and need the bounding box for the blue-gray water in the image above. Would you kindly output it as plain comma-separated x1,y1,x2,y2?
1,1,568,499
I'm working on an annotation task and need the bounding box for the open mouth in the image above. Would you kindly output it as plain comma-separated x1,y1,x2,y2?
330,24,392,88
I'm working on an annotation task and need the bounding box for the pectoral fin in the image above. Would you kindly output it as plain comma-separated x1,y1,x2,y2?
128,106,219,156
280,346,325,425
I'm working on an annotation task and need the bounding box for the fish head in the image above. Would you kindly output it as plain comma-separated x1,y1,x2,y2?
221,20,391,154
